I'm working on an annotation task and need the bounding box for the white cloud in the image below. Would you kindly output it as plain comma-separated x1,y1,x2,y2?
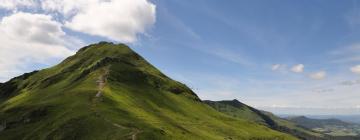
64,0,156,43
0,12,81,82
1,12,66,45
0,0,156,82
291,64,304,73
0,0,37,10
350,65,360,74
0,0,157,43
271,64,281,71
356,105,360,109
270,64,290,74
271,64,288,71
41,0,92,17
309,71,326,80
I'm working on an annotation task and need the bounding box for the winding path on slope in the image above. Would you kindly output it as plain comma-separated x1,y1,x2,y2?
93,68,142,140
95,68,108,97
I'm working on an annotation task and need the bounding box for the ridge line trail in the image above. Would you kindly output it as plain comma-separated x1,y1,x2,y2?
96,68,109,97
93,68,142,140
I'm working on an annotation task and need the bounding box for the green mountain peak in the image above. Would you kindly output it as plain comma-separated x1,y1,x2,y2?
0,42,296,140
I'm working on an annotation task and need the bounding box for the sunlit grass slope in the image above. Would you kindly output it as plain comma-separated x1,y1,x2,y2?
0,42,296,140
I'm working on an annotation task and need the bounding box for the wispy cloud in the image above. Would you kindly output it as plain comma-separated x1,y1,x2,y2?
312,88,334,93
346,3,360,27
350,65,360,74
156,3,254,67
157,4,201,41
271,64,281,71
271,64,289,74
332,56,360,63
330,43,360,63
309,71,326,80
205,47,254,66
291,64,304,73
339,79,360,86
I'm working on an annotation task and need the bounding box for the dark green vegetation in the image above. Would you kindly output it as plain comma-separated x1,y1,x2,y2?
287,116,360,138
0,42,297,140
204,100,327,140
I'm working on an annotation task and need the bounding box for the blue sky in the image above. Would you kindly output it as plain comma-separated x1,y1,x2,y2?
1,0,360,115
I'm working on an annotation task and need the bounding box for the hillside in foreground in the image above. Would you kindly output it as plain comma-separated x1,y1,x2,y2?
0,42,296,140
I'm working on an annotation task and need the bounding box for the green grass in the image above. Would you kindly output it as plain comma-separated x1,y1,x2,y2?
0,42,297,140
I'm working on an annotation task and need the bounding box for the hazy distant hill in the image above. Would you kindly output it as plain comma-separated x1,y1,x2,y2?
287,116,360,138
287,116,353,128
306,115,360,124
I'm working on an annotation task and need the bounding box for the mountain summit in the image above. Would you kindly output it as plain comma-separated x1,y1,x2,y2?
0,42,296,140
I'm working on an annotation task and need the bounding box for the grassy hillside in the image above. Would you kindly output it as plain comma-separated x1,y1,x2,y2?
0,42,297,140
204,100,326,140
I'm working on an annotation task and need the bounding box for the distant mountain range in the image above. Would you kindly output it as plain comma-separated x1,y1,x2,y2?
305,115,360,124
205,100,360,140
0,42,358,140
260,107,360,117
286,116,360,138
287,116,354,129
204,100,327,140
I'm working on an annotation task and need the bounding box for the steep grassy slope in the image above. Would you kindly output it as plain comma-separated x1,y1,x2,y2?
204,100,326,140
0,42,297,140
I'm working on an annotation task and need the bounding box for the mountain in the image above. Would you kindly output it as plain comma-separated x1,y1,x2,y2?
287,116,352,129
306,115,360,124
287,116,360,137
0,42,296,140
204,99,327,140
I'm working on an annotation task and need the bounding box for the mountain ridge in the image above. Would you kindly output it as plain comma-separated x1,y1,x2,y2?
286,116,353,128
0,42,296,140
204,99,328,140
205,99,360,140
